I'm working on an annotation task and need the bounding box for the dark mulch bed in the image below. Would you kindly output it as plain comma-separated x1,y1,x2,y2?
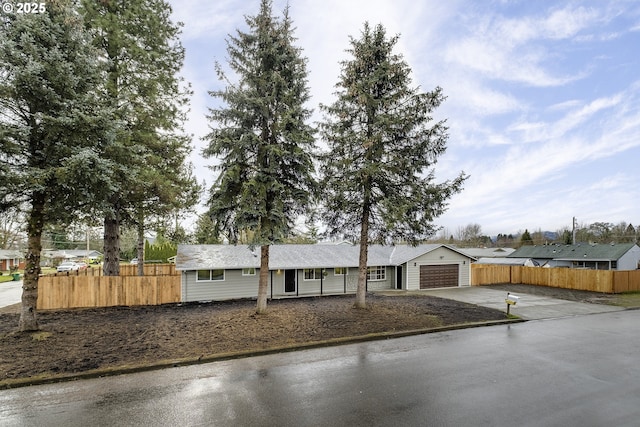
485,283,618,304
0,293,506,382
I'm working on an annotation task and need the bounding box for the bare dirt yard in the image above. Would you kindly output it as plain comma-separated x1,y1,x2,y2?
0,293,508,385
484,283,623,305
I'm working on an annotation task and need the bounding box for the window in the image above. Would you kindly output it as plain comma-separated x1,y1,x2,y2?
304,268,322,280
334,267,348,276
242,268,256,276
367,266,386,281
196,269,225,281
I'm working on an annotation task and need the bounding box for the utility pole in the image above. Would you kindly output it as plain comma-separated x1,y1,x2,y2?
572,217,577,244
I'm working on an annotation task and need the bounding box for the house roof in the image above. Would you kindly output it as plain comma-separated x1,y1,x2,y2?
176,244,474,271
475,257,540,266
43,249,102,259
0,249,23,260
458,247,516,258
508,243,638,261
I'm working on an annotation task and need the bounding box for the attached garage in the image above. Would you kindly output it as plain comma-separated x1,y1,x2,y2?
419,264,459,289
400,245,474,291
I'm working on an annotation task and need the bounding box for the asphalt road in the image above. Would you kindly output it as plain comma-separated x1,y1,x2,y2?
2,310,639,427
0,280,21,308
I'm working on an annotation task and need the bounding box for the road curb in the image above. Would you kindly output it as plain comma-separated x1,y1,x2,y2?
0,318,524,390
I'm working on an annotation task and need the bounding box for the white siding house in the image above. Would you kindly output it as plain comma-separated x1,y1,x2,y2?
618,244,640,270
176,244,475,302
508,243,640,270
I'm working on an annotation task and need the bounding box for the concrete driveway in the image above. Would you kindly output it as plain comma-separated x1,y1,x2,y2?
411,286,624,320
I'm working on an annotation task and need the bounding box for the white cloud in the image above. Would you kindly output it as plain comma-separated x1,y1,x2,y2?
167,0,640,236
443,4,605,87
171,0,255,41
542,6,600,39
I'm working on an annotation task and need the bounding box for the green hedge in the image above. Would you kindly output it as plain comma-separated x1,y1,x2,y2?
144,240,177,263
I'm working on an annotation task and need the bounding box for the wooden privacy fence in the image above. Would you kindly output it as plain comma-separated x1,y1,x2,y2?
50,263,177,277
119,263,177,276
471,264,640,293
37,271,181,310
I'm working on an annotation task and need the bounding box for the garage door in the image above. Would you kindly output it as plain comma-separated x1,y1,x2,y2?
420,264,459,289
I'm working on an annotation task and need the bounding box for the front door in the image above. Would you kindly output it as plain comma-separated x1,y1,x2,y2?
285,269,296,293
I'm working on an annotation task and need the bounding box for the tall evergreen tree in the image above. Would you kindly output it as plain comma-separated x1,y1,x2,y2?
81,0,197,276
0,1,114,330
520,229,533,246
204,0,316,314
625,223,636,243
319,23,466,309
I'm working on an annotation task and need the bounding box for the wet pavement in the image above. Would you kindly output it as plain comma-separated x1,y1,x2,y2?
0,280,21,308
2,310,639,426
380,286,625,320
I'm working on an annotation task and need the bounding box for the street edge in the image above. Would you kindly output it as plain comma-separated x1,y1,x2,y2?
0,318,524,390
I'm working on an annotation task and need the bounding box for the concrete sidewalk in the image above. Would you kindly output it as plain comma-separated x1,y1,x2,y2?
384,287,624,320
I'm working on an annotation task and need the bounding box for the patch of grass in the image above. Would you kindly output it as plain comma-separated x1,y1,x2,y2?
0,275,14,283
610,292,640,308
31,332,52,341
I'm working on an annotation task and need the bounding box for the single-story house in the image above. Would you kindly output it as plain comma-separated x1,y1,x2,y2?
175,244,476,302
41,249,102,266
507,243,640,270
475,257,539,267
459,247,516,258
0,249,23,271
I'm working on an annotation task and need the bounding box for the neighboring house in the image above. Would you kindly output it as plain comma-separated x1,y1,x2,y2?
475,257,539,267
0,249,23,271
507,243,640,270
459,247,516,259
176,244,476,302
41,249,103,266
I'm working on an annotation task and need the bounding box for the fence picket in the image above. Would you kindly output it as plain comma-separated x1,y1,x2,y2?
472,264,640,293
37,264,180,310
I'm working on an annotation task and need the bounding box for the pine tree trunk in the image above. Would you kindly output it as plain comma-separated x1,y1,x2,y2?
355,203,370,309
103,213,120,276
19,192,45,332
256,244,269,314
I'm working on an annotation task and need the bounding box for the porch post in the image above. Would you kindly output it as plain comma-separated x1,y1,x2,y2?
270,270,273,299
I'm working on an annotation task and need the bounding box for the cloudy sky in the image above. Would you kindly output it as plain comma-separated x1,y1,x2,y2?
169,0,640,237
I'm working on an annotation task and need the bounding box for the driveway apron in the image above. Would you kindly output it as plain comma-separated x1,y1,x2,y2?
395,286,624,320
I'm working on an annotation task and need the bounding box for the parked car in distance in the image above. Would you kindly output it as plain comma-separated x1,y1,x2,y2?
130,258,138,265
57,261,80,272
76,262,88,270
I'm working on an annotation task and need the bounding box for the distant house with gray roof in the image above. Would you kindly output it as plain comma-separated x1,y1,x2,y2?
175,244,476,302
507,243,640,270
0,249,23,271
474,257,540,267
41,249,102,266
459,247,516,258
